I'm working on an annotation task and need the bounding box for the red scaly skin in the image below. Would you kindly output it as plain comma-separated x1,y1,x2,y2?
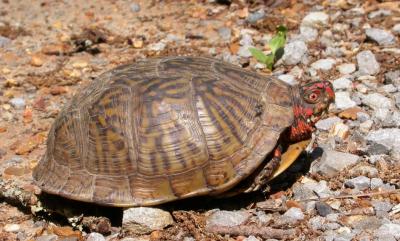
289,81,335,143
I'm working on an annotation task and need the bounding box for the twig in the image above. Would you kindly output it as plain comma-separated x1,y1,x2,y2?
206,224,296,239
296,189,400,202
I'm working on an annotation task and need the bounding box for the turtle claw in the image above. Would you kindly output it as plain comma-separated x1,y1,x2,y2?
305,133,316,154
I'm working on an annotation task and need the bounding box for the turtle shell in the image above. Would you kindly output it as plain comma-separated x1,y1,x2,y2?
32,56,296,207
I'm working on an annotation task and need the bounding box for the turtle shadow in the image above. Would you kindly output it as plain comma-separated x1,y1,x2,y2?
30,148,324,227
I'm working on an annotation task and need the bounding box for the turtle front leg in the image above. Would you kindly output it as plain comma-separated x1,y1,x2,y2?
245,144,282,193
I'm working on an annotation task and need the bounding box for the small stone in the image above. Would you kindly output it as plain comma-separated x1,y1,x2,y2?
366,128,400,151
133,39,144,48
385,70,400,86
315,116,342,131
243,235,259,241
309,216,325,230
122,207,174,235
247,9,265,23
362,93,392,110
302,12,329,28
349,165,378,177
333,77,352,90
218,27,231,42
379,84,397,94
30,55,44,67
344,215,382,230
9,97,26,109
50,86,67,95
300,26,318,42
310,58,336,71
328,122,349,140
277,74,297,86
283,207,304,220
393,24,400,35
357,50,380,76
334,92,357,110
367,142,390,155
130,3,141,12
72,60,88,68
36,235,58,241
368,9,391,19
311,149,359,177
374,223,400,240
206,210,250,228
370,178,384,189
3,224,20,232
339,107,365,120
86,233,106,241
282,40,308,65
337,63,356,75
315,202,333,217
0,36,11,48
344,176,370,190
149,42,166,52
237,46,253,58
365,28,396,46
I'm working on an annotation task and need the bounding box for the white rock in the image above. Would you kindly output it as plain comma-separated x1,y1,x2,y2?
337,63,356,75
374,223,400,240
282,40,308,65
393,24,400,35
302,12,329,28
311,149,360,177
367,128,400,152
365,28,396,46
333,77,352,90
206,210,251,227
334,92,357,110
300,26,318,42
3,224,20,233
357,50,380,75
278,74,297,86
362,93,393,110
315,116,342,131
283,207,304,220
122,207,174,235
310,58,336,71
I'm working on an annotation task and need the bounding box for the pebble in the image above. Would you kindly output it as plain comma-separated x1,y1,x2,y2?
310,58,336,71
370,178,384,190
300,26,318,42
247,9,265,23
0,36,11,48
334,92,357,110
122,207,174,235
302,11,329,28
393,24,400,35
30,55,44,67
311,149,359,177
315,116,342,131
9,97,26,109
283,207,304,221
374,223,400,240
206,210,250,228
368,9,391,19
277,74,297,86
282,40,308,65
344,176,371,190
362,93,392,110
333,77,352,90
86,232,106,241
315,202,333,217
365,28,396,46
328,122,349,140
367,142,390,155
149,42,166,51
36,235,58,241
385,70,400,85
356,50,380,76
309,216,325,230
130,3,141,12
3,224,20,232
218,27,231,42
337,63,356,75
366,128,400,152
379,84,397,94
243,236,259,241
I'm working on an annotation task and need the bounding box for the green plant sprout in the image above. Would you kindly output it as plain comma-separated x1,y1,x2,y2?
249,25,287,70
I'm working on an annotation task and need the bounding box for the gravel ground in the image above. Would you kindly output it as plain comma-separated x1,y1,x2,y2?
0,0,399,240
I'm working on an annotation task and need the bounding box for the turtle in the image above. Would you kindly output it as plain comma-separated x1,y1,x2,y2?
32,56,335,207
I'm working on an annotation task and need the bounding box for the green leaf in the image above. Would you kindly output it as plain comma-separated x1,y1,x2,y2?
264,54,275,70
249,47,268,64
268,27,287,55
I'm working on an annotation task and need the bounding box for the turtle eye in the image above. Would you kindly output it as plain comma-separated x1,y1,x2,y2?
306,92,319,103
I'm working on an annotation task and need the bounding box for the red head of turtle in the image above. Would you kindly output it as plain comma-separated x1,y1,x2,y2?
289,81,335,142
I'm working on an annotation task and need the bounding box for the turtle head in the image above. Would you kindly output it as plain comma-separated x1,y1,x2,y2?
289,81,335,141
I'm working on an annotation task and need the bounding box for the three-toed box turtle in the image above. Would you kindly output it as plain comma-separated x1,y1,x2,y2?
33,56,335,207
